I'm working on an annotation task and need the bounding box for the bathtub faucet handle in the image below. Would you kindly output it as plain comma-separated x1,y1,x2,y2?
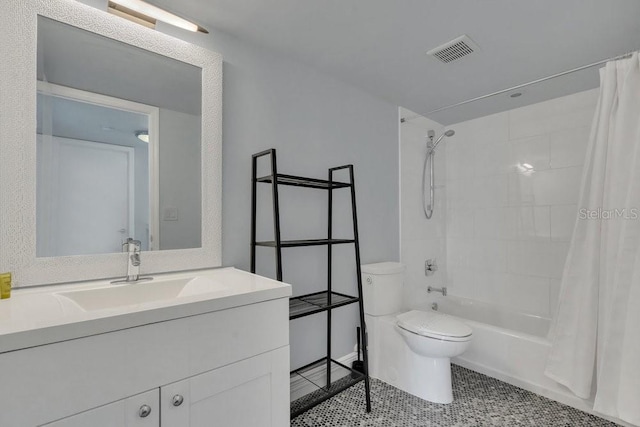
427,286,447,296
425,259,438,276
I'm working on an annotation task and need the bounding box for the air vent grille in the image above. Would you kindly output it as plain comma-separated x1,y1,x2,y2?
427,35,479,63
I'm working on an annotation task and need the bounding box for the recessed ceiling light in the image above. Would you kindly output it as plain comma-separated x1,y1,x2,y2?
109,0,208,33
510,92,522,98
136,130,149,143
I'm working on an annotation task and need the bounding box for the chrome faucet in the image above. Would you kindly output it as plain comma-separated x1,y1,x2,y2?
427,286,447,296
111,238,153,284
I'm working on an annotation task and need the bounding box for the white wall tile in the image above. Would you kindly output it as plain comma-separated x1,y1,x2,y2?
507,206,551,240
508,166,582,206
504,274,551,315
510,108,594,141
507,241,569,278
447,205,474,239
471,271,506,305
474,139,511,177
473,174,509,207
472,272,550,316
509,89,598,140
433,152,448,186
446,267,478,300
550,204,578,241
549,126,590,169
470,239,508,273
446,237,474,269
507,241,540,277
453,111,509,147
475,207,512,240
402,186,446,241
445,136,475,181
510,134,550,172
549,242,570,279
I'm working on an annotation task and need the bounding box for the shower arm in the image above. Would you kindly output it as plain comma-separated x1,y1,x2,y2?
428,133,447,155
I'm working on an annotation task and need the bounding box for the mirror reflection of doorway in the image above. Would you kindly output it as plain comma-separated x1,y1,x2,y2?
37,136,135,256
36,82,159,257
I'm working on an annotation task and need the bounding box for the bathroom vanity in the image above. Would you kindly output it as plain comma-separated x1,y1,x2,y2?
0,268,291,426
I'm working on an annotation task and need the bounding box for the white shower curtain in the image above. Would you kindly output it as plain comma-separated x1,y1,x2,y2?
545,52,640,426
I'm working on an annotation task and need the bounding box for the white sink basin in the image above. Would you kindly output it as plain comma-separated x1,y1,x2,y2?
56,276,227,311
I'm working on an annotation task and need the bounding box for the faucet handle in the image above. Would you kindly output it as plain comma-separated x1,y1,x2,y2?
425,258,438,276
123,238,141,252
130,252,141,267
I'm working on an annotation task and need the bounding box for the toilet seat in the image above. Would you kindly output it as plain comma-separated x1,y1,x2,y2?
396,310,472,342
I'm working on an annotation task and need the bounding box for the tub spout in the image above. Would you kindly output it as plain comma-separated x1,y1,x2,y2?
427,286,447,296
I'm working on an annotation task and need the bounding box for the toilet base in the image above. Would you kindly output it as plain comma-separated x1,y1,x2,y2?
405,353,453,404
366,313,468,405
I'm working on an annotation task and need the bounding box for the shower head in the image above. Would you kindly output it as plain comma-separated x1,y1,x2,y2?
428,129,455,153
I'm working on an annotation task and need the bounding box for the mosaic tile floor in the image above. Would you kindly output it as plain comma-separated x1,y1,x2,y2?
291,365,618,426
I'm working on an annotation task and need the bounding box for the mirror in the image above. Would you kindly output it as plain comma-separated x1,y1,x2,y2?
36,16,202,257
1,0,220,286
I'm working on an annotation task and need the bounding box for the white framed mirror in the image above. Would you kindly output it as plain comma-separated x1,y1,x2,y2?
0,0,222,287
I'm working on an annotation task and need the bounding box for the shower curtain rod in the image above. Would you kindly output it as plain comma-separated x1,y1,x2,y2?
416,50,636,118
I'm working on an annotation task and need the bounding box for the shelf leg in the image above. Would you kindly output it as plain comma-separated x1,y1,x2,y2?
349,165,371,412
326,168,334,388
250,154,257,273
270,150,283,281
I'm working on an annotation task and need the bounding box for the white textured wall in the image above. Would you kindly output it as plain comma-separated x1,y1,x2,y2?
399,110,448,309
153,22,400,368
444,89,598,318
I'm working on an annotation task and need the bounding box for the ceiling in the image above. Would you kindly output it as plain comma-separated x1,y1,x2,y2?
150,0,640,124
37,93,148,148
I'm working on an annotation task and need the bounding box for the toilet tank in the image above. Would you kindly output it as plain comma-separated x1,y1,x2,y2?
361,262,405,316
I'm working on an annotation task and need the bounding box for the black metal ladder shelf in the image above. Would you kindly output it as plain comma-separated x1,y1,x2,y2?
250,148,371,419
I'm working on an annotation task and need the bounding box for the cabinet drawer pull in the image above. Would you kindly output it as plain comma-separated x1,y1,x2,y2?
138,404,152,418
172,394,184,407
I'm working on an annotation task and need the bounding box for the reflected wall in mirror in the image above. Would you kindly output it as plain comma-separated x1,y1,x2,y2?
37,16,202,257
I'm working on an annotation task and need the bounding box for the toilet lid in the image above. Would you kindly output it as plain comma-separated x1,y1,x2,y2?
397,310,472,341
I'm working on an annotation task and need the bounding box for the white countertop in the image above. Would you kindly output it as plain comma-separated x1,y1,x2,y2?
0,267,291,354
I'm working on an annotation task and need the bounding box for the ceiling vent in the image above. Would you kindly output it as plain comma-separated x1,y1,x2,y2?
427,35,479,63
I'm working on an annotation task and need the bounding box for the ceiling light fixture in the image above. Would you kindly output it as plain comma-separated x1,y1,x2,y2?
136,130,149,143
108,0,208,33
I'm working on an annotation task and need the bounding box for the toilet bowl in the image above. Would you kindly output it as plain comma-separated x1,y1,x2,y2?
395,310,472,404
361,262,473,405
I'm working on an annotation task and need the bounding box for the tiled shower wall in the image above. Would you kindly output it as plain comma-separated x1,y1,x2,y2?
400,111,448,310
444,88,599,318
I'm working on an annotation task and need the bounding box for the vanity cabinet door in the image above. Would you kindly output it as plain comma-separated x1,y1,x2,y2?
161,346,289,427
42,389,159,427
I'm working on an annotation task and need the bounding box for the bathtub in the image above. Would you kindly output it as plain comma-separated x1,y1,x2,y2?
430,296,599,415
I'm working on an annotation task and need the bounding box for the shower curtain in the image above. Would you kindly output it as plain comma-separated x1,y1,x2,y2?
545,52,640,426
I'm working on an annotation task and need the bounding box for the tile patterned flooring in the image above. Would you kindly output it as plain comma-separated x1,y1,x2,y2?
291,365,618,426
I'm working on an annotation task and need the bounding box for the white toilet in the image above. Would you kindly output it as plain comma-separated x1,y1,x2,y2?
362,262,472,404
